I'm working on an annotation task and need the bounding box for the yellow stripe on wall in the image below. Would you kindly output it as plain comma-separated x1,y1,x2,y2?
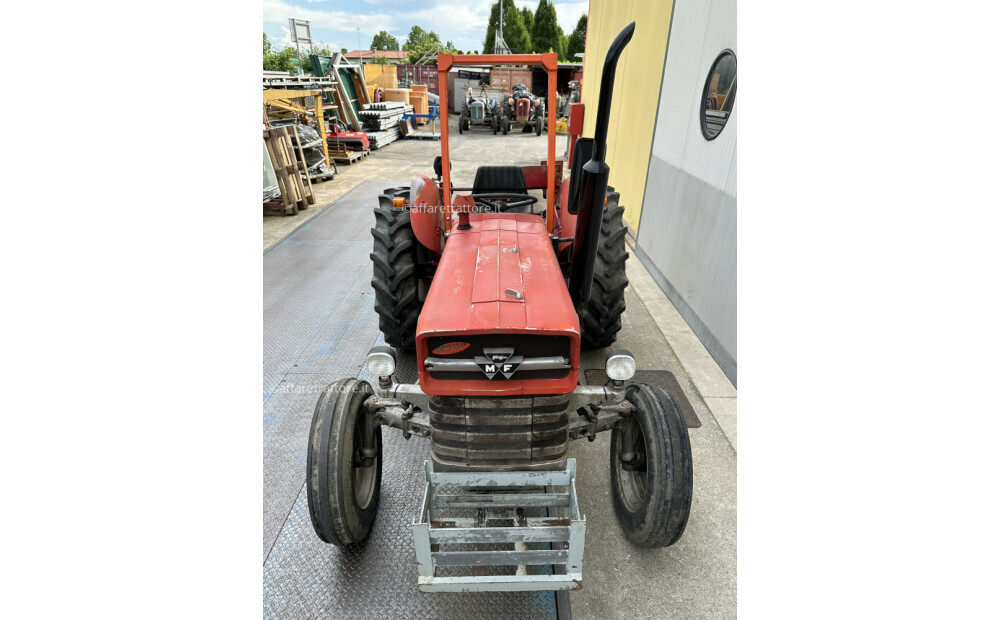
580,0,674,230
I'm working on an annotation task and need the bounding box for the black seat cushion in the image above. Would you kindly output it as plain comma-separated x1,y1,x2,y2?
473,166,528,195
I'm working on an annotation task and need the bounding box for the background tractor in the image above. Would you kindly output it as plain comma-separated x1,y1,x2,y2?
501,83,547,136
307,23,693,593
458,86,501,135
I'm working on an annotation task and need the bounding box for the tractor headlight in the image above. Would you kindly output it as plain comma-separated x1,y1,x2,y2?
605,349,636,382
365,346,396,378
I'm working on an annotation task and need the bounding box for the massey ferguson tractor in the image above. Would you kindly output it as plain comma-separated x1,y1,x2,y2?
458,87,501,135
307,23,693,593
501,83,546,136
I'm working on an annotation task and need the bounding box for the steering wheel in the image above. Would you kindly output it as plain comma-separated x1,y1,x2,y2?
472,192,538,213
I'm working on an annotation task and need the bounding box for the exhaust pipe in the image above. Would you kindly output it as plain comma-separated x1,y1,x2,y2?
568,22,635,307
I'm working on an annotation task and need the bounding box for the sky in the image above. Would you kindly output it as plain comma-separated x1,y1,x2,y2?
263,0,589,55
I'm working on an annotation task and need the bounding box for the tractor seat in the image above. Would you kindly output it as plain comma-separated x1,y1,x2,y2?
472,166,532,214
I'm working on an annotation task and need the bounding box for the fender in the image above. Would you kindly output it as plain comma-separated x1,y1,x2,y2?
408,174,445,254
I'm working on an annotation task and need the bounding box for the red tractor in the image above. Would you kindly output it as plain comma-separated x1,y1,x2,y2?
501,83,546,135
307,23,692,593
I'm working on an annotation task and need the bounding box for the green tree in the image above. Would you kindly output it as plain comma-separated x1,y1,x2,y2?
403,25,434,50
371,30,399,51
483,0,531,54
403,25,458,63
263,32,298,73
565,14,587,59
372,55,389,65
297,44,332,74
532,0,561,59
521,7,534,41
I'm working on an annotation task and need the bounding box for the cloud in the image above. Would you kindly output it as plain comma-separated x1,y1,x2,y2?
553,2,590,33
263,0,586,55
264,0,395,33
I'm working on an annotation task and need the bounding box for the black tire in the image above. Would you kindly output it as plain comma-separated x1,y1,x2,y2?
458,117,464,134
535,107,543,136
610,383,693,548
502,118,509,135
493,116,498,135
371,189,423,348
577,189,629,349
307,378,383,546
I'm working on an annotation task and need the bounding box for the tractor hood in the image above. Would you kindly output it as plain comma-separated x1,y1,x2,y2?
415,213,580,396
418,213,578,333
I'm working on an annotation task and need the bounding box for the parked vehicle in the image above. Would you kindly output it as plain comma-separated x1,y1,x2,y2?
500,83,546,135
458,88,501,134
306,23,692,594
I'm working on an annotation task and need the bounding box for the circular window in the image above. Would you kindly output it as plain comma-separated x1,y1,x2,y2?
700,50,737,140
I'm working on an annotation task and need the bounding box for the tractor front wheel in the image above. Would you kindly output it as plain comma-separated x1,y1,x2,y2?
610,383,692,547
307,378,383,546
502,118,509,135
577,189,629,349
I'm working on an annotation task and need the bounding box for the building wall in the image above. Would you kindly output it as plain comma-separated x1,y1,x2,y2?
580,0,675,231
635,0,737,384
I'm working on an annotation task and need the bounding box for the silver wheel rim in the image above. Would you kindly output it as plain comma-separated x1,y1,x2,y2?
615,416,647,513
352,413,377,509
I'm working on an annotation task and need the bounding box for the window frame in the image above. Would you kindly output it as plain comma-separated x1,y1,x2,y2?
700,49,737,141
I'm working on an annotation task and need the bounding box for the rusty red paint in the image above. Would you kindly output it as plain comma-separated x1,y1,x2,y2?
408,174,445,254
521,162,563,190
416,212,580,396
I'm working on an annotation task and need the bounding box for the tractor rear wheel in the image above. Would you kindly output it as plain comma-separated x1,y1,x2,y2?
307,378,383,546
610,383,692,548
577,189,629,350
371,188,423,349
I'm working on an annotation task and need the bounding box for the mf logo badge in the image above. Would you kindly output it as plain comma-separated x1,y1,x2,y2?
476,347,523,379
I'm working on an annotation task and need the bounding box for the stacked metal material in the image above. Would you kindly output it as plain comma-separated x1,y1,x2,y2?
361,102,415,148
366,126,402,149
360,102,406,131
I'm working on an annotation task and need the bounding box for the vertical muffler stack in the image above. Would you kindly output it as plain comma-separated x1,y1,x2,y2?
568,22,635,307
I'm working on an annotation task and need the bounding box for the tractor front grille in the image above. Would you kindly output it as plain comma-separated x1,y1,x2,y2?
424,334,572,382
516,98,531,121
428,394,570,471
470,101,485,123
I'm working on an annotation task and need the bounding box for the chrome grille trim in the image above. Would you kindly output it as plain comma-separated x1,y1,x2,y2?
424,355,570,372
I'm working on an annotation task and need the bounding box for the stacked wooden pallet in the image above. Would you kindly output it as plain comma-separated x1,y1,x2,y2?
263,126,315,216
328,142,370,164
287,123,337,181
